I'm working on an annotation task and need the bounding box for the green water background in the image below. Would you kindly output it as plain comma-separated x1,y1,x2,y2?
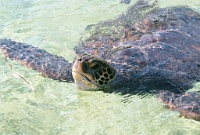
0,0,200,134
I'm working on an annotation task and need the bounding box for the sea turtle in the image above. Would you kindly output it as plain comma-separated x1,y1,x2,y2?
0,1,200,121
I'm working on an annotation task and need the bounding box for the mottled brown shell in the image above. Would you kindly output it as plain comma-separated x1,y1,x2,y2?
0,1,200,121
76,1,200,94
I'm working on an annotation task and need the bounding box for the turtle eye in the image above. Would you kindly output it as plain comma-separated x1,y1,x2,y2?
78,58,82,62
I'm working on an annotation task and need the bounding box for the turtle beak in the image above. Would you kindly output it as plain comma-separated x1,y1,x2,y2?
72,55,93,81
72,55,98,90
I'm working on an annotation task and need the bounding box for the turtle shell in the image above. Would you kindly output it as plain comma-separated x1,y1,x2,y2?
0,0,200,121
76,1,200,94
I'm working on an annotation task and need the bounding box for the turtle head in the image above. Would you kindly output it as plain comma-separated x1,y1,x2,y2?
72,54,116,90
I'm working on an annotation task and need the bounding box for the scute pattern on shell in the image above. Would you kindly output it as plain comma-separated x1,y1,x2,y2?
76,1,200,95
0,0,200,121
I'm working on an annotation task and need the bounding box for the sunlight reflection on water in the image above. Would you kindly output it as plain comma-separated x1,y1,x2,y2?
0,0,200,134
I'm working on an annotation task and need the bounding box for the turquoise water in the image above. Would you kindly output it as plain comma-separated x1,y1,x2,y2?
0,0,200,134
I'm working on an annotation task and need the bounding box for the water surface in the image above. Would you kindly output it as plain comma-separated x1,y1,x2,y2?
0,0,200,134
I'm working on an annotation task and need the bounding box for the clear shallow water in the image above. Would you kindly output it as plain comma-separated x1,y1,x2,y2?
0,0,200,134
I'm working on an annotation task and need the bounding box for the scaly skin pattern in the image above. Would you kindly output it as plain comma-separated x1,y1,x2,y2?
159,91,200,121
76,3,200,95
75,1,200,120
0,1,200,120
0,39,73,82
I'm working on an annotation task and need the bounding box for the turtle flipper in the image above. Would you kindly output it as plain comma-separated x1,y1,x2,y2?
159,91,200,121
0,39,73,82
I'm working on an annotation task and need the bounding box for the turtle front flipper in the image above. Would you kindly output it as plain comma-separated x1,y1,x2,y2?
0,39,74,82
159,91,200,121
